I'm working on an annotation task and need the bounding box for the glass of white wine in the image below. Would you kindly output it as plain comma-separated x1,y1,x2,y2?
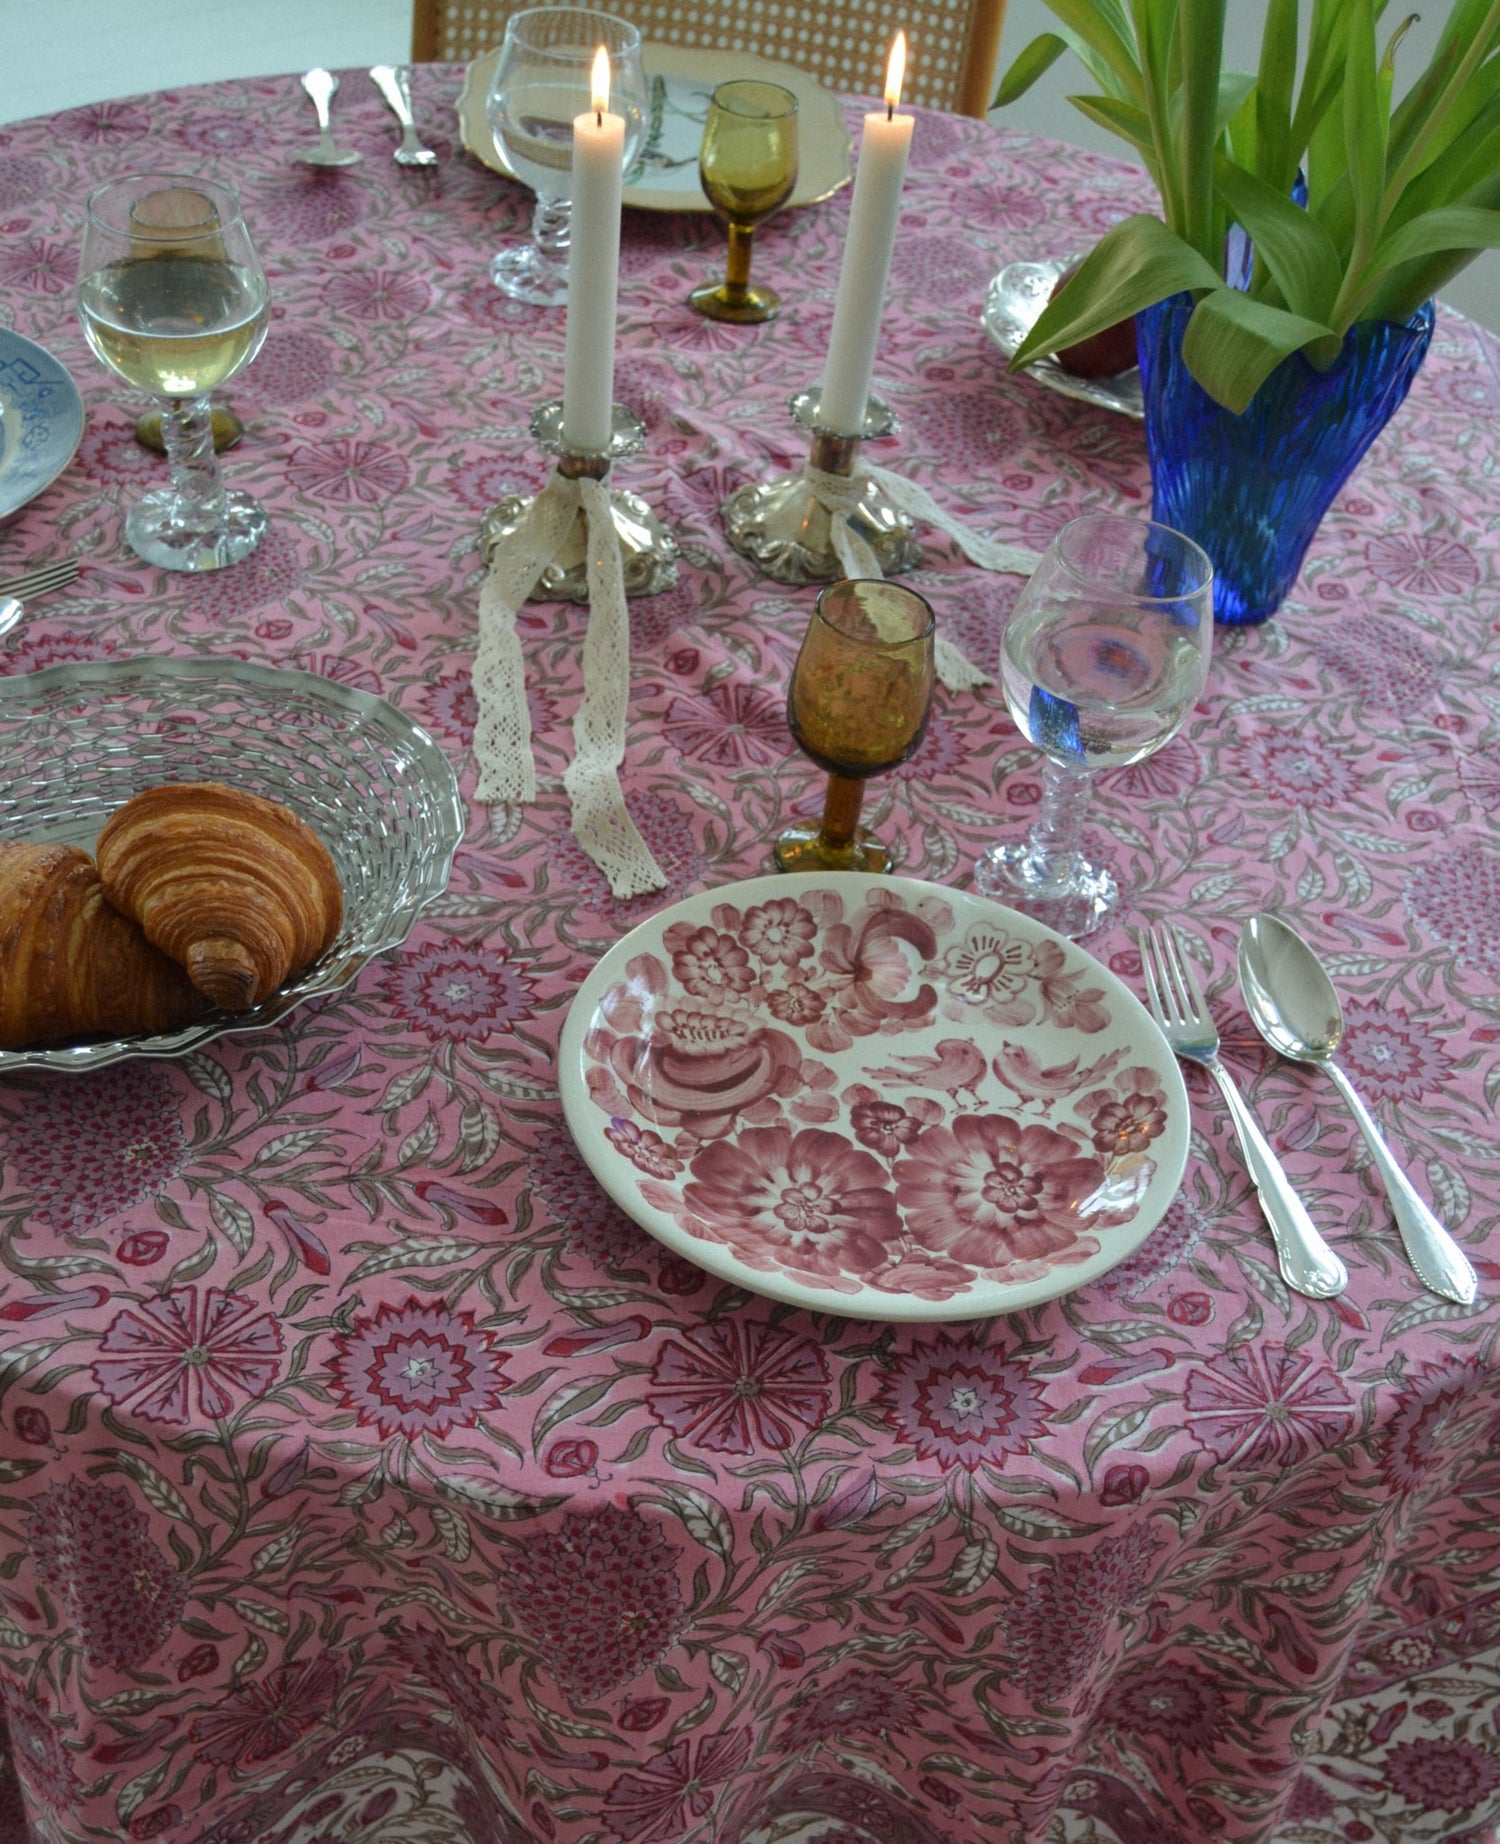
484,6,647,306
77,173,270,572
975,513,1214,938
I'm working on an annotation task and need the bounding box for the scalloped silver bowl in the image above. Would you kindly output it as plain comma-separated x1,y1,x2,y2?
982,258,1144,421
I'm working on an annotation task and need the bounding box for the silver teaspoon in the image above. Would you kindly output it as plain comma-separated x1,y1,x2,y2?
296,68,362,167
0,597,21,638
1238,913,1478,1305
369,65,438,166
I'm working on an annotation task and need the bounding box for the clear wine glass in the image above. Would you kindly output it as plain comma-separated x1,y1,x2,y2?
975,513,1214,938
688,79,799,324
485,6,647,306
776,578,935,874
77,173,269,573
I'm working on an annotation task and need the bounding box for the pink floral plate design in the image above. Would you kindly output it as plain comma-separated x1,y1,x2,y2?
559,873,1189,1320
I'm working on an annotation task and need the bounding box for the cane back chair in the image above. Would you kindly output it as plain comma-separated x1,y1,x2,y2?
412,0,1007,118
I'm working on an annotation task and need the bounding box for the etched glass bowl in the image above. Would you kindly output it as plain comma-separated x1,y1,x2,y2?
0,656,465,1071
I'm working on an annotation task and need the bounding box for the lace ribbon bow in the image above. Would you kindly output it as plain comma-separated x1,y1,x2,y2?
472,469,666,899
804,460,1041,691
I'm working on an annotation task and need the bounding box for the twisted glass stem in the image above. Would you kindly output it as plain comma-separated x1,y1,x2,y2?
532,194,571,263
159,394,227,517
1023,757,1095,887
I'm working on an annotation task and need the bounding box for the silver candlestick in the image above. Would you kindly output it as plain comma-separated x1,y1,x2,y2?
479,402,679,602
720,386,921,585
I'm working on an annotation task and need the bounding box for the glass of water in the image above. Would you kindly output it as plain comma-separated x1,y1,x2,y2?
485,6,647,305
975,513,1213,938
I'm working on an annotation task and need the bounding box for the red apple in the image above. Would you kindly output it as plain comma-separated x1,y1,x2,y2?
1047,264,1138,378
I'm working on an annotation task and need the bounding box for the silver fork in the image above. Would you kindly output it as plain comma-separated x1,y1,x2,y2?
0,560,79,637
1140,923,1349,1299
0,559,79,601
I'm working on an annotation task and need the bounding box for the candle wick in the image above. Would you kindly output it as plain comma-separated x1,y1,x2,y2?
887,101,894,121
596,107,603,127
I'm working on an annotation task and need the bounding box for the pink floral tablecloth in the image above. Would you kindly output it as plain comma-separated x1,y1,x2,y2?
1,64,1499,1844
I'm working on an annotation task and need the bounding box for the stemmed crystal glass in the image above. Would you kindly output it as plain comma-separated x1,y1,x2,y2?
77,173,270,572
689,80,799,324
485,6,648,305
975,513,1214,937
776,579,935,874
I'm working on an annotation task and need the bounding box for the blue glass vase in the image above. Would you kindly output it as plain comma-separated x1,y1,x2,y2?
1136,294,1435,625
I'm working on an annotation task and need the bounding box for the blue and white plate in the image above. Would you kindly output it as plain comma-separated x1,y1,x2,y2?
0,328,84,522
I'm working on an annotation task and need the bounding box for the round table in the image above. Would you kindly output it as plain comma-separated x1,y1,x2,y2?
1,63,1499,1844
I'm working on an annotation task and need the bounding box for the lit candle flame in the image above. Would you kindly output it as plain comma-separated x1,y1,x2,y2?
884,30,906,116
591,45,610,121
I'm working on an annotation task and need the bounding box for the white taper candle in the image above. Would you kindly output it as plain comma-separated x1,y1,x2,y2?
562,46,625,453
819,32,914,435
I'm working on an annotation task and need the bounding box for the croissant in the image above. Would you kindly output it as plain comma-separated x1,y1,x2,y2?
96,783,343,1012
0,842,207,1049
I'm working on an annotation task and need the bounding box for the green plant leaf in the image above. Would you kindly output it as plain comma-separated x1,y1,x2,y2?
1217,71,1256,133
1066,92,1155,159
1383,95,1500,230
1041,0,1146,103
1361,169,1500,319
1302,0,1376,216
1128,0,1185,235
1369,202,1500,272
1255,0,1300,193
1181,290,1341,412
1343,0,1387,249
1177,0,1228,254
1066,93,1151,138
1008,214,1223,370
1388,0,1500,174
1377,13,1421,121
992,33,1069,107
1213,157,1343,318
1385,0,1500,203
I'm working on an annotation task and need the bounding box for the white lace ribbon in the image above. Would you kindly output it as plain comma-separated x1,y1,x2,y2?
473,469,666,898
805,461,1041,691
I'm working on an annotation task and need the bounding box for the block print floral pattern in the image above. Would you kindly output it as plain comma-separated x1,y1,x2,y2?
27,1479,186,1671
92,1287,285,1426
877,1333,1050,1472
499,1506,686,1699
2,66,1500,1844
191,1652,346,1767
648,1320,831,1453
1183,1344,1357,1467
585,886,1174,1301
329,1298,509,1442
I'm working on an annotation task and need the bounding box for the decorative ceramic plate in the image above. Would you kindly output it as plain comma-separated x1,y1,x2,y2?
560,873,1188,1320
0,657,465,1073
982,258,1144,420
0,329,85,522
458,42,852,211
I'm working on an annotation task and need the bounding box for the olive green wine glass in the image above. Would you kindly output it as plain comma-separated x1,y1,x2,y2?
688,79,798,324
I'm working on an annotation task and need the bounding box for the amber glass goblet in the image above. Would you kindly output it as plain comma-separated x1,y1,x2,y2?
776,579,936,874
688,79,798,324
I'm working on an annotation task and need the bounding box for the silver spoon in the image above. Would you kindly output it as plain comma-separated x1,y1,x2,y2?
296,68,362,168
0,597,21,638
1238,913,1478,1305
369,65,438,167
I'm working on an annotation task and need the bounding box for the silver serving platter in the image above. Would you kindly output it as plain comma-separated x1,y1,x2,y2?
0,329,84,522
982,258,1144,420
0,656,465,1072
